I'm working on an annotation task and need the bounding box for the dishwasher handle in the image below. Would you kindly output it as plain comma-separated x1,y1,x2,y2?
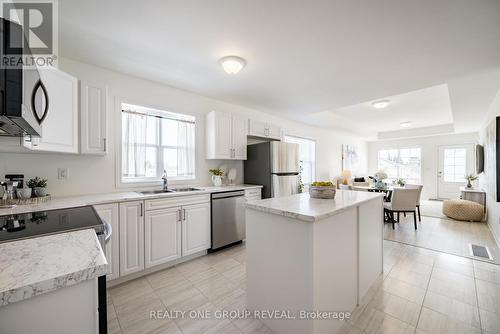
211,190,245,199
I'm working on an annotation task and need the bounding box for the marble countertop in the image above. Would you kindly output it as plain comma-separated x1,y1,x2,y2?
0,184,262,216
245,190,384,222
0,229,107,306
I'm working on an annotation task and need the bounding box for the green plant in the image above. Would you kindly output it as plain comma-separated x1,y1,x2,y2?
465,174,478,182
27,177,47,188
209,168,224,176
298,160,304,193
395,178,406,186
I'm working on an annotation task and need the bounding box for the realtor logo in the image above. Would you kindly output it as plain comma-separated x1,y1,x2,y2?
1,0,58,68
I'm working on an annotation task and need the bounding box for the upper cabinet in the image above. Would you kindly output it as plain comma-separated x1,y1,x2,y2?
248,119,281,140
80,81,108,155
23,67,79,153
206,111,247,160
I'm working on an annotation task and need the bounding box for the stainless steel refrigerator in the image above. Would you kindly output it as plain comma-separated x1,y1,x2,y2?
244,141,300,198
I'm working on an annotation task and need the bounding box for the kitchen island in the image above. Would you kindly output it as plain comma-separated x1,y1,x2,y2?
0,229,107,334
245,190,384,334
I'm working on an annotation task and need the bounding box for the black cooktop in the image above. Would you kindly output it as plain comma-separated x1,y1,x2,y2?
0,206,104,243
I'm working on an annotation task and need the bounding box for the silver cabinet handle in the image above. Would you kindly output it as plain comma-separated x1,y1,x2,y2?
103,138,107,152
103,219,112,242
177,209,181,222
183,208,186,221
139,202,143,217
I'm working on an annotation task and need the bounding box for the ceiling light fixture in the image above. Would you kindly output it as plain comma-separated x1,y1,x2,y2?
400,121,412,128
371,100,391,109
219,56,246,75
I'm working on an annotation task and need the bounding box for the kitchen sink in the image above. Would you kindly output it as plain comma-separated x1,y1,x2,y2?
138,187,202,195
138,190,175,195
171,187,202,192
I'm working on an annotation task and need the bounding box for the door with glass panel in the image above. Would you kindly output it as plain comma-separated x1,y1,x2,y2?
437,145,474,199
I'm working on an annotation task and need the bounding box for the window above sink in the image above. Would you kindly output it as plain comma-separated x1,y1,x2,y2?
120,102,196,187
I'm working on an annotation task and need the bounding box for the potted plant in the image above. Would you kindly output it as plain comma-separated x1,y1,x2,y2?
465,174,478,189
27,177,48,197
209,168,224,187
395,178,406,187
309,181,336,199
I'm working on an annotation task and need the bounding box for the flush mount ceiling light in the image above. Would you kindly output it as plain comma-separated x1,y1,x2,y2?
371,99,391,109
219,56,246,75
400,121,412,128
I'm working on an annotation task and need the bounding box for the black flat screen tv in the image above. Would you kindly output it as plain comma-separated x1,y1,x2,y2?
476,144,484,174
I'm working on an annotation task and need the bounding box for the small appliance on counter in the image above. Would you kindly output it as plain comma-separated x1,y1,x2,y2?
0,206,111,333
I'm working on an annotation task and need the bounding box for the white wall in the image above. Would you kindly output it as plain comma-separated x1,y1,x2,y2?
0,58,367,197
478,89,500,245
367,132,478,200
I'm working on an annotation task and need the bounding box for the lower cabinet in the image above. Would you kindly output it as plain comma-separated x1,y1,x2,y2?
101,196,211,281
145,207,182,268
182,202,211,256
119,201,145,276
93,203,120,281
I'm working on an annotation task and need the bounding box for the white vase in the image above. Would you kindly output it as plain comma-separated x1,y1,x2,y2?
212,175,222,187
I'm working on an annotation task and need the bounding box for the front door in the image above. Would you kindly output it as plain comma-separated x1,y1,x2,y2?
437,144,474,199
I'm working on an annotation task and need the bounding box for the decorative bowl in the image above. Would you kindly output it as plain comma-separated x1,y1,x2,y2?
34,187,48,197
16,188,32,199
309,186,336,199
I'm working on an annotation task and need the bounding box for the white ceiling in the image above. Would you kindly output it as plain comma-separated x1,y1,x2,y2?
59,0,500,139
333,84,454,135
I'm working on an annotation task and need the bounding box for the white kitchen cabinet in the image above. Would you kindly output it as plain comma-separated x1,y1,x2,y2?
23,67,78,153
245,188,262,202
119,201,145,276
232,115,248,159
182,202,211,256
80,80,107,155
248,119,281,140
206,111,247,160
144,207,182,268
94,203,120,281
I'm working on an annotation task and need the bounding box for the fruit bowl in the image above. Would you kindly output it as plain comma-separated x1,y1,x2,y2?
309,182,336,199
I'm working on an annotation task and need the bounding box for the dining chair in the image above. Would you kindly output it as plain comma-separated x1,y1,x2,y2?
339,184,352,190
383,188,420,230
404,184,423,221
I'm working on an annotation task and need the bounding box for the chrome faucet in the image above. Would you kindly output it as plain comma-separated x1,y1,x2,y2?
162,170,168,191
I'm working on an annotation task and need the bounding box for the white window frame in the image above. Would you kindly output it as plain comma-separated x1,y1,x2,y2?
377,146,422,184
115,98,197,188
284,134,317,185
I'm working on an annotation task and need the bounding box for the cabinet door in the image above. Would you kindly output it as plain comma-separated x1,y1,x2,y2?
267,124,282,140
24,68,78,153
119,201,145,276
94,203,120,281
182,202,211,256
206,111,232,159
248,119,268,137
232,115,248,160
144,207,182,268
80,81,107,155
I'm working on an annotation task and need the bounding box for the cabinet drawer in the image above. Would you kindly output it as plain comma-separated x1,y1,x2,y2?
245,195,261,202
244,188,262,197
145,194,210,211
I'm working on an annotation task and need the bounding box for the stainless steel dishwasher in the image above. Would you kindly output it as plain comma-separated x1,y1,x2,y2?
210,190,246,251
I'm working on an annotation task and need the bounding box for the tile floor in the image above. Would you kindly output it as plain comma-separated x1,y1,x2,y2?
384,213,500,265
108,240,500,334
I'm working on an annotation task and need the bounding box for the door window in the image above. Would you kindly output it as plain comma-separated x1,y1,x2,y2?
443,148,466,182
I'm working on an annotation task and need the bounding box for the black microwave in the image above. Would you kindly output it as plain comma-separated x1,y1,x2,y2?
0,18,42,137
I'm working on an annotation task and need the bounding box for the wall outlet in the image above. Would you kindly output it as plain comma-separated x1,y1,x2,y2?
57,168,68,180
